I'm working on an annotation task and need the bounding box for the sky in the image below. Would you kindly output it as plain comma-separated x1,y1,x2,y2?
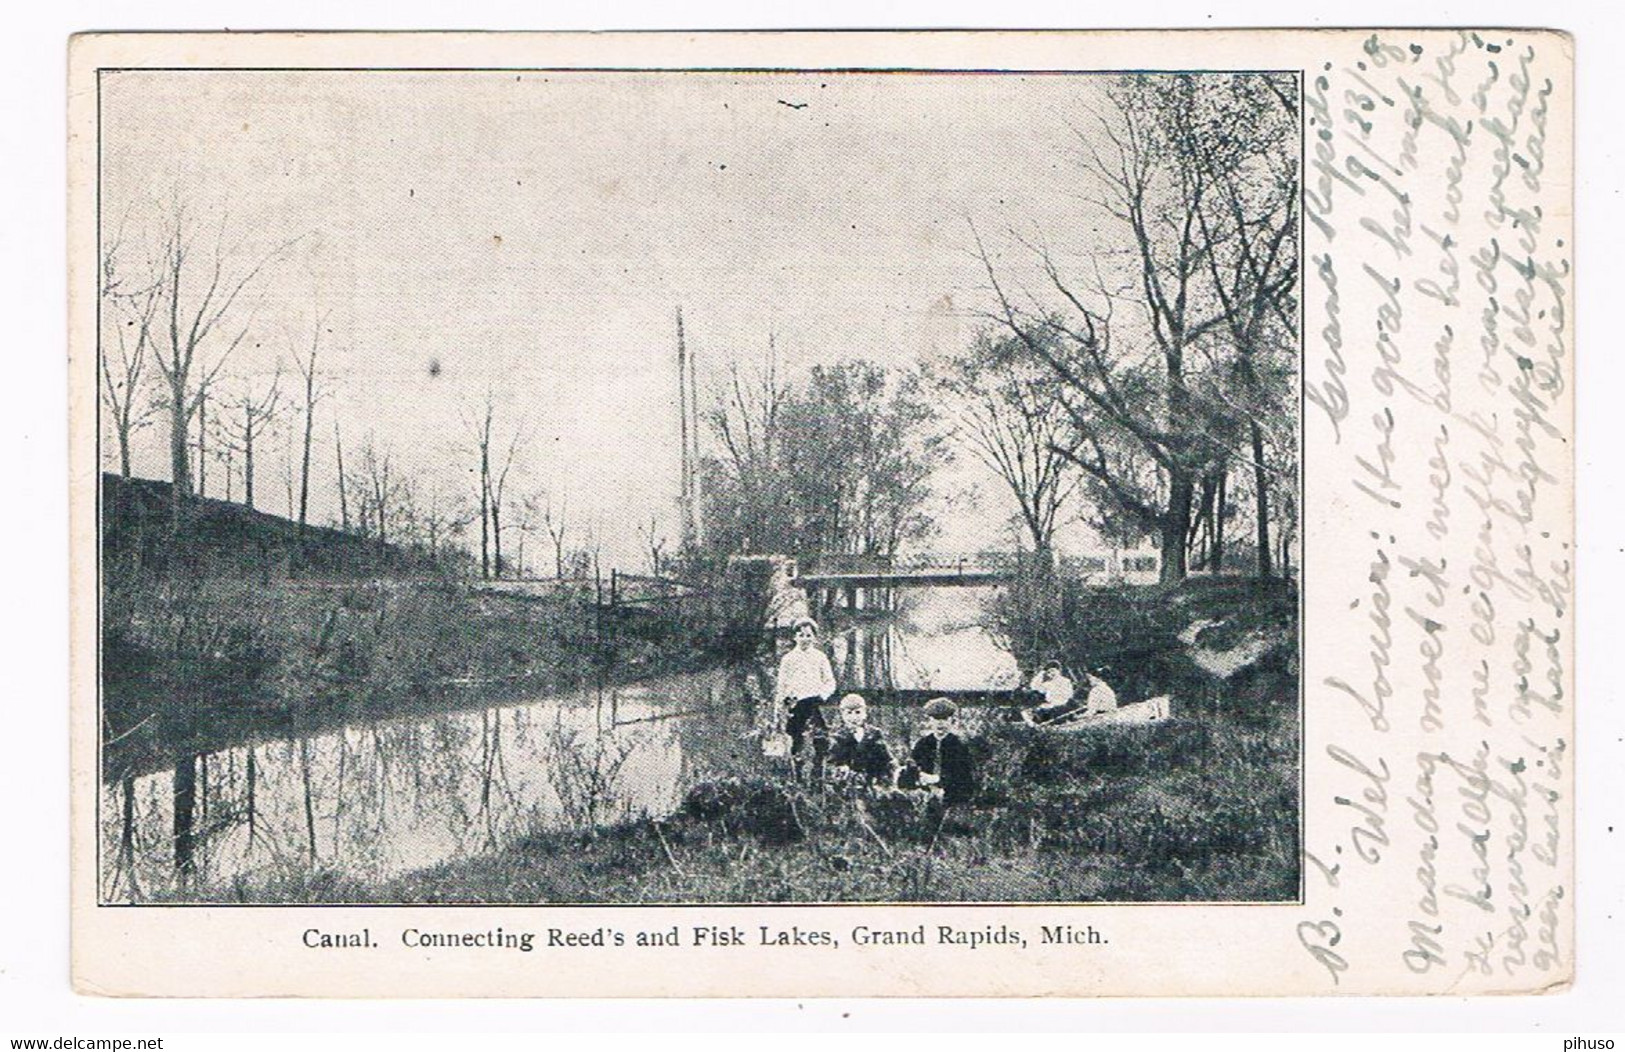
99,68,1130,568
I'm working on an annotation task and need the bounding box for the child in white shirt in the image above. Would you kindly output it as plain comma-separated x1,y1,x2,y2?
776,617,835,776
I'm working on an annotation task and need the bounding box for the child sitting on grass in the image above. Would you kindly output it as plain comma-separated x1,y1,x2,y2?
826,692,896,787
900,697,976,806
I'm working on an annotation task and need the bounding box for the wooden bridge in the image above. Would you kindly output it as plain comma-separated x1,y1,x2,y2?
795,555,1016,590
792,550,1161,611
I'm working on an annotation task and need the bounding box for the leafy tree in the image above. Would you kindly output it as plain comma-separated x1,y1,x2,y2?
703,356,945,566
778,361,944,562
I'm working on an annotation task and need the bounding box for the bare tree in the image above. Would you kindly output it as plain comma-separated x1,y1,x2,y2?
463,395,529,579
144,200,293,530
1189,91,1299,577
542,488,571,580
353,436,402,553
333,419,350,531
637,513,668,576
465,398,496,579
293,310,331,533
703,353,941,564
195,387,210,498
489,425,526,579
778,361,943,562
508,492,539,579
977,74,1296,583
932,325,1081,559
281,431,298,519
583,517,605,582
214,366,283,512
99,229,161,478
706,335,789,555
405,475,474,569
219,444,234,502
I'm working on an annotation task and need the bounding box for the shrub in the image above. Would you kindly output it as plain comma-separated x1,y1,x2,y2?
861,788,943,843
980,719,1213,789
680,777,804,844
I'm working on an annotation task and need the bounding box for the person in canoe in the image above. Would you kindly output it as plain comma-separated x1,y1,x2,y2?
1022,660,1074,721
775,616,836,778
1023,665,1119,725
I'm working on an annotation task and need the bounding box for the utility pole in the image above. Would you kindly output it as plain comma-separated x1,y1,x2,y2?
676,307,696,548
687,310,702,547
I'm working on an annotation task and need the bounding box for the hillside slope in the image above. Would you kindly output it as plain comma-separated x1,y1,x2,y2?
100,473,439,577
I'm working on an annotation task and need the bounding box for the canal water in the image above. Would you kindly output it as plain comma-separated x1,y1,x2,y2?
98,587,1016,902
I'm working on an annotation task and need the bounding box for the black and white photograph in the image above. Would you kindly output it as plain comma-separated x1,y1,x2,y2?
91,65,1306,907
40,15,1587,1010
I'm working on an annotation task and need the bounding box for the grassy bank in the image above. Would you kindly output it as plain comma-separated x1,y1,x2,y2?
245,698,1298,904
986,571,1297,706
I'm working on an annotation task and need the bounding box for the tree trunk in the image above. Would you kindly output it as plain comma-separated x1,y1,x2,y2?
119,431,132,479
195,395,208,499
479,446,490,580
246,748,257,850
334,423,349,531
298,406,314,531
169,380,190,532
1160,344,1194,585
118,773,139,899
299,738,318,863
172,753,197,883
1251,420,1272,578
243,410,256,511
1159,470,1193,585
492,503,504,578
374,481,388,553
1213,466,1227,572
1194,475,1216,570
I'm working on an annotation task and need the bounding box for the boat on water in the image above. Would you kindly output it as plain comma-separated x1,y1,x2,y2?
1041,695,1172,732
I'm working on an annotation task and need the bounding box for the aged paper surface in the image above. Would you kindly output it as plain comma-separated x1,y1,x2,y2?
68,29,1573,997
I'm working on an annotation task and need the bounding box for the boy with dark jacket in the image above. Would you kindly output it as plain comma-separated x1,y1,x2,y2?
827,693,896,786
905,697,976,806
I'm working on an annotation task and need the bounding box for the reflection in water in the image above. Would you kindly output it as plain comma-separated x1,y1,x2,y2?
829,587,1020,692
99,586,1020,902
99,669,744,902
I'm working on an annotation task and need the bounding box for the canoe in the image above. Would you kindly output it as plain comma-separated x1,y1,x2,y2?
1045,695,1172,731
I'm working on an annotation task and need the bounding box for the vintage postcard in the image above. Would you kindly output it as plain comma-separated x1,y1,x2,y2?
67,29,1573,997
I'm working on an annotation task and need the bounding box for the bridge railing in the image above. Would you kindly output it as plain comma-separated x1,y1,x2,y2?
803,551,1160,578
805,552,1011,576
